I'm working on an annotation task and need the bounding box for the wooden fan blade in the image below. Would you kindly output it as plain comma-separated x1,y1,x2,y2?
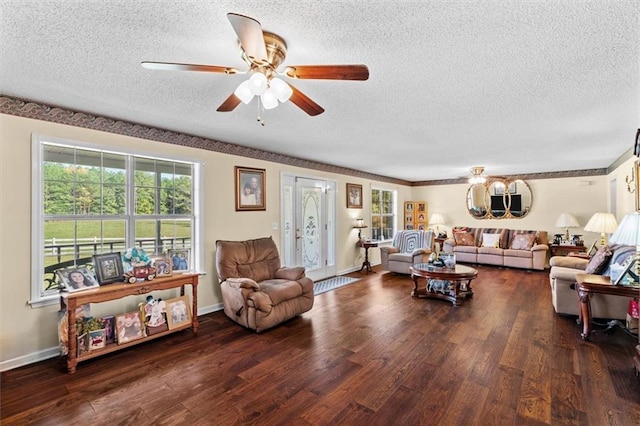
288,84,324,116
283,65,369,80
216,93,242,112
141,61,240,74
227,13,269,65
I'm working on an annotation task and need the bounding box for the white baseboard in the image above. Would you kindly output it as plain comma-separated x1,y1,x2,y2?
0,303,224,372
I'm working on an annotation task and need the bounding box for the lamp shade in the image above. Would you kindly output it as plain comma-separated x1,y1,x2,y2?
555,213,580,228
584,213,618,234
234,80,254,104
354,218,367,229
609,212,640,247
429,213,445,226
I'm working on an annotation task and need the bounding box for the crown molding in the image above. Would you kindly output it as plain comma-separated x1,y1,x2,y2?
0,95,410,186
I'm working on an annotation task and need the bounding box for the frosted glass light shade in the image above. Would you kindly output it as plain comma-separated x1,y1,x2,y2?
249,72,268,95
270,77,293,102
234,80,254,104
260,89,278,109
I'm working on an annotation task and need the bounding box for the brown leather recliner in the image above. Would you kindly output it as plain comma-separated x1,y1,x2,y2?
215,236,314,332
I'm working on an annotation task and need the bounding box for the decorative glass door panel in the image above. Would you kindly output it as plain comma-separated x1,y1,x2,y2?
301,185,322,271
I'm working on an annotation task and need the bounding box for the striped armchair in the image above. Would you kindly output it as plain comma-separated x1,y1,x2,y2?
380,230,435,274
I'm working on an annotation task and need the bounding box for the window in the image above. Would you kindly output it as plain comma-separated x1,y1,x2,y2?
31,136,201,306
371,187,397,242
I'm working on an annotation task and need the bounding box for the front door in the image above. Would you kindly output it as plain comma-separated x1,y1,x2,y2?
281,174,336,281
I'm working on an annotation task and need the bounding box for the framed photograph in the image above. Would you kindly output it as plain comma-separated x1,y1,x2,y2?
168,248,190,272
346,183,363,208
102,315,116,345
166,296,192,329
149,255,172,277
613,256,639,285
235,166,266,211
116,311,145,344
92,252,124,285
56,266,100,292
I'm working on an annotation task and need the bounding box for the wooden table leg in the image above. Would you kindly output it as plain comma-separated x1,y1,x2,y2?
577,286,592,340
67,298,78,374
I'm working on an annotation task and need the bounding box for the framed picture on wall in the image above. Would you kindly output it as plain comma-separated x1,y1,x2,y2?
235,166,266,211
346,183,363,208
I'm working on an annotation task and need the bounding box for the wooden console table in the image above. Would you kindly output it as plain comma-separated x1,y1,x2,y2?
575,273,637,340
60,273,199,373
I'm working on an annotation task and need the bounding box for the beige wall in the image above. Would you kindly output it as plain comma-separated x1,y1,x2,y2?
1,112,633,369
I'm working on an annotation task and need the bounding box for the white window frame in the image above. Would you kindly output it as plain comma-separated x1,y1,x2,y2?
30,134,203,307
371,186,397,243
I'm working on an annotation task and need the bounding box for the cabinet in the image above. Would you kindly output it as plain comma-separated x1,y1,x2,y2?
404,201,428,230
60,273,199,373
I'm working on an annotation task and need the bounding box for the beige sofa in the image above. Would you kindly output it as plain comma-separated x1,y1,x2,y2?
443,227,549,271
548,245,634,319
215,237,314,332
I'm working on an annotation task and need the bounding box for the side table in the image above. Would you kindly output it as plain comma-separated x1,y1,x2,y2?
575,273,638,340
357,240,378,273
550,244,586,257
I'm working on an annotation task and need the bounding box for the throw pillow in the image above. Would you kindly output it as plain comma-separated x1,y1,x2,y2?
510,233,536,250
454,232,475,246
482,233,501,248
584,245,613,274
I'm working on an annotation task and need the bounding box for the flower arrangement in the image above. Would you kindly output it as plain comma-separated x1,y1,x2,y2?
122,247,150,272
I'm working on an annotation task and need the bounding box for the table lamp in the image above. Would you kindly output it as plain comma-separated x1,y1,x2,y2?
609,211,640,281
555,213,580,242
353,218,367,240
583,212,618,246
429,213,445,234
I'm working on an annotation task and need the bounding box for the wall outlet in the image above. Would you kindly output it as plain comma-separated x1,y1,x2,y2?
272,222,278,230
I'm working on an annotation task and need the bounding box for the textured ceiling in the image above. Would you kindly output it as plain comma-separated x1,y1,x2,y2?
1,0,639,181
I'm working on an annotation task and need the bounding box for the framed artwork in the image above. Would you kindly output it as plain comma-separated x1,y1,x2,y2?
613,256,639,286
92,252,124,285
346,183,363,208
56,266,100,292
168,248,190,272
149,255,172,277
166,296,192,329
235,166,266,211
116,311,145,344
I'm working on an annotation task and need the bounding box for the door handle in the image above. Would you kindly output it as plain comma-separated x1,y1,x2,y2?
295,228,301,240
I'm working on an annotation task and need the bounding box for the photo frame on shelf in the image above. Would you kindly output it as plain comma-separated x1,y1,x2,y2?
166,296,192,329
56,266,100,292
102,315,116,345
149,255,172,277
167,248,190,272
346,183,363,209
613,256,639,285
92,252,124,285
115,311,145,344
235,166,266,211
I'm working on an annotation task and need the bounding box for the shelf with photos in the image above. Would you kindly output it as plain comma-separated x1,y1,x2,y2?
55,248,198,373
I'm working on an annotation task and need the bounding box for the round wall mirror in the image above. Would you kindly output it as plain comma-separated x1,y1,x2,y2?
466,183,488,218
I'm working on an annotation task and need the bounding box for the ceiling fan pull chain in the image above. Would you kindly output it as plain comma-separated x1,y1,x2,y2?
257,99,265,126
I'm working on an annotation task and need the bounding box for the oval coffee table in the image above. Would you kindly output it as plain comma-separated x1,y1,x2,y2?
409,263,478,306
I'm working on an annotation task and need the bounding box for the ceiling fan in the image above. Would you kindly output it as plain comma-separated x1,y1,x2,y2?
141,13,369,117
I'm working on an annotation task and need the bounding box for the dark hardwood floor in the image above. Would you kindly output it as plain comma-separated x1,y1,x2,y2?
2,266,639,425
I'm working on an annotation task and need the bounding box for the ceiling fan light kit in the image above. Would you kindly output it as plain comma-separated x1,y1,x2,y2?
141,12,369,120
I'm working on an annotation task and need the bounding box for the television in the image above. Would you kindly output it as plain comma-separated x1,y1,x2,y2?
491,194,522,214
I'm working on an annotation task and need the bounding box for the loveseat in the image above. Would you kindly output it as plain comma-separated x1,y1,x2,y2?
215,236,314,332
379,230,435,274
443,227,548,271
548,244,634,319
